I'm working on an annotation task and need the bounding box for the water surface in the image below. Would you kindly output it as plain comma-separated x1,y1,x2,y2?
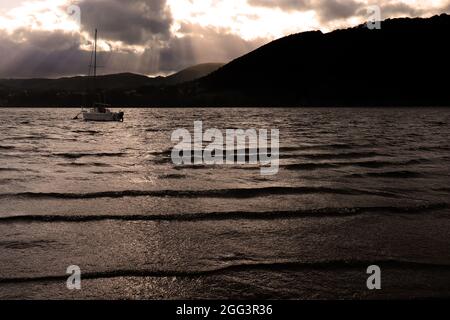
0,107,449,299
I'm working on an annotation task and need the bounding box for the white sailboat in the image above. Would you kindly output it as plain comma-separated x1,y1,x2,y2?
81,29,124,122
82,104,124,122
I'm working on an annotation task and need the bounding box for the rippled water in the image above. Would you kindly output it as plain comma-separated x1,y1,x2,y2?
0,107,449,299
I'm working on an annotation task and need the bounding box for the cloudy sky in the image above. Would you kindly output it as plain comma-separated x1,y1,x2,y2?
0,0,448,78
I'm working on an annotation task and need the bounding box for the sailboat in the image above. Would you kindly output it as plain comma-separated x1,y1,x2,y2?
81,29,124,122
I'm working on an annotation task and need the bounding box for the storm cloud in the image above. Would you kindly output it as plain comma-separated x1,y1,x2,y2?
0,23,264,78
0,29,88,78
248,0,434,22
79,0,173,44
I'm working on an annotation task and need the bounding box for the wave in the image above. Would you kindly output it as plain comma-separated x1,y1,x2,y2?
71,130,101,134
300,151,382,160
349,159,429,168
0,186,403,200
0,168,33,172
148,146,325,159
284,163,339,171
54,152,126,159
0,178,31,184
298,143,356,150
285,159,430,171
150,147,373,160
0,168,21,172
408,145,450,152
91,169,137,175
349,170,423,179
4,135,72,142
5,135,47,141
0,203,446,223
158,174,187,179
0,259,449,284
0,145,15,150
147,147,385,166
145,128,166,132
57,162,112,168
428,121,447,126
0,240,57,250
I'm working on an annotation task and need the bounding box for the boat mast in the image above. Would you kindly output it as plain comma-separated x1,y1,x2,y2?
94,28,97,78
93,29,99,108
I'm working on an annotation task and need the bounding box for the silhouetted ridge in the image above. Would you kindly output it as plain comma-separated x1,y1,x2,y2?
163,63,225,85
195,14,450,106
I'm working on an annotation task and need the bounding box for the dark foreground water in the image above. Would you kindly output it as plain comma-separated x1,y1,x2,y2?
0,107,449,299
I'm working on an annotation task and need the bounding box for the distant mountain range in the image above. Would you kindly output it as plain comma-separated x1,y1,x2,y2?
1,14,450,107
0,63,224,91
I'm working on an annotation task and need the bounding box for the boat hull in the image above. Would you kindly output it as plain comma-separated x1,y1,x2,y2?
83,111,124,122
